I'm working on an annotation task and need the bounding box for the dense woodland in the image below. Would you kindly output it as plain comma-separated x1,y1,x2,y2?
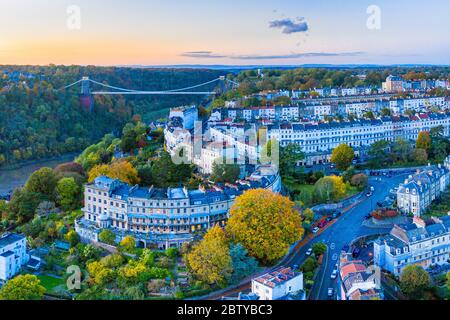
0,65,224,166
1,65,449,167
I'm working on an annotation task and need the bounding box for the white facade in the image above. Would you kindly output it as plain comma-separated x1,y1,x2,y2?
397,158,450,217
252,267,304,300
76,167,282,250
314,105,332,118
374,216,450,276
0,234,29,281
168,105,198,130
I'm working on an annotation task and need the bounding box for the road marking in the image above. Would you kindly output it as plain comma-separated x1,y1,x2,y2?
332,253,338,261
330,243,335,250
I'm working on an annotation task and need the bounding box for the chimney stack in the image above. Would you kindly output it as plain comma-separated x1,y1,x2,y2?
413,216,426,229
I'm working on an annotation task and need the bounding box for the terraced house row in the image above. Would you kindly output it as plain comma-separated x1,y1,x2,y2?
205,112,450,166
75,166,281,250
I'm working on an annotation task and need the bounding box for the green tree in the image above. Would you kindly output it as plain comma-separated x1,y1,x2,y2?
65,230,80,247
229,243,259,284
314,176,347,203
0,274,46,300
400,265,431,299
368,140,391,168
8,189,43,223
301,257,318,273
350,173,369,190
56,177,80,211
413,148,428,164
210,162,241,183
312,242,327,256
99,230,116,245
226,189,304,264
279,143,305,176
330,144,355,171
25,167,57,199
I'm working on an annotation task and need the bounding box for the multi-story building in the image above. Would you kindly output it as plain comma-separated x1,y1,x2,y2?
251,267,304,300
382,75,404,93
374,216,450,276
0,233,29,282
168,105,198,130
400,97,446,113
397,158,450,217
75,166,282,250
338,253,383,300
266,112,450,165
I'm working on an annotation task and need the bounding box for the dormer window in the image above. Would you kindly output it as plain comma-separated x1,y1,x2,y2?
406,188,410,194
404,247,409,253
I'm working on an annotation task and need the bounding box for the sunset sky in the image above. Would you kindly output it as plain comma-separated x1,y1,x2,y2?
1,0,449,66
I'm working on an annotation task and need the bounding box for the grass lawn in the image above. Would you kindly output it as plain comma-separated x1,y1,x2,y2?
37,275,65,293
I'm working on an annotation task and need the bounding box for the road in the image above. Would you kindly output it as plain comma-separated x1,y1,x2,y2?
202,172,411,301
303,173,409,300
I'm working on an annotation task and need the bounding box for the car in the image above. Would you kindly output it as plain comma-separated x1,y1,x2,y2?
365,214,372,220
332,210,342,219
352,247,361,258
318,219,328,228
327,288,334,297
293,264,299,270
326,216,333,222
331,269,338,280
366,192,372,197
370,186,375,192
312,227,320,234
306,248,313,256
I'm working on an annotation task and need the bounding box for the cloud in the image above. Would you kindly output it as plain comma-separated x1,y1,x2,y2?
269,18,308,34
180,51,227,59
180,51,365,60
232,52,364,60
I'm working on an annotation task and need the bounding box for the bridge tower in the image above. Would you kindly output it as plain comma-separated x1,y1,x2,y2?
81,76,90,95
80,76,93,112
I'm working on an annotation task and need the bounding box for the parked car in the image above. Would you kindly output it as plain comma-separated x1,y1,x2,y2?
318,219,328,228
328,288,334,297
332,210,342,219
312,227,320,234
306,248,313,256
352,247,361,258
366,192,373,197
326,216,333,222
331,269,338,280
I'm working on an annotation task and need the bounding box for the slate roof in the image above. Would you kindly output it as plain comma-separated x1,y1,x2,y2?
0,233,25,248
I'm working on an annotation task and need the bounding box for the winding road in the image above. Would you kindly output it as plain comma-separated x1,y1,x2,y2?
202,172,412,301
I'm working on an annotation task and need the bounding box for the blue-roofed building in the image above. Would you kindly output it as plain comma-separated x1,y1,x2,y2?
76,165,281,250
0,233,29,281
397,158,450,217
374,215,450,276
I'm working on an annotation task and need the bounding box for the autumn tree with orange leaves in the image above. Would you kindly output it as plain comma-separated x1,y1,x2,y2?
226,189,304,265
88,160,140,185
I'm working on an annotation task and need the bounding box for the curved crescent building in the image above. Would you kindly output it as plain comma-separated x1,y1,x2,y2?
76,165,282,250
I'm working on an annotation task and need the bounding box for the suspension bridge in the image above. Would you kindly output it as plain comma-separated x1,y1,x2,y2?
58,76,239,96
